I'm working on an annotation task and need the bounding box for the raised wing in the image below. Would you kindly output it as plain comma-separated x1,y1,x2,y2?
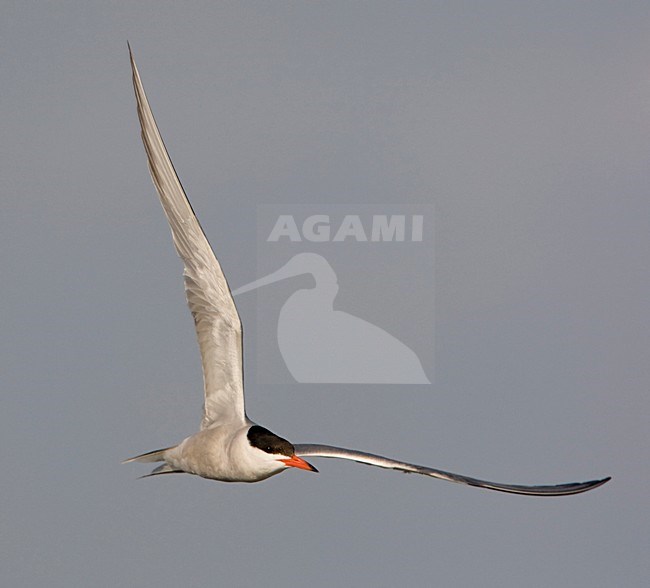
129,47,246,429
294,444,610,496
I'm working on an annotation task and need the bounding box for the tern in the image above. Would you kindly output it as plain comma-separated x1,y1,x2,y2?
124,47,610,496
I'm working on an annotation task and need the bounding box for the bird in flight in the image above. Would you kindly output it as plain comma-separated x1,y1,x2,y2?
124,47,610,496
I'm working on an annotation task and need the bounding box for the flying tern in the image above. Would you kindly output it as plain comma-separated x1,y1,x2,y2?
124,47,610,496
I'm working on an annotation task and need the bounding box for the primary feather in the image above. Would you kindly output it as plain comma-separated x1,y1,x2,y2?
295,444,610,496
129,46,246,430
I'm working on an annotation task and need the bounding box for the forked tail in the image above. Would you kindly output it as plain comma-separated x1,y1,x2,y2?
122,445,176,464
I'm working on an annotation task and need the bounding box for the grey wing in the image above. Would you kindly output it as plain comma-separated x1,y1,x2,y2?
130,47,246,429
294,444,610,496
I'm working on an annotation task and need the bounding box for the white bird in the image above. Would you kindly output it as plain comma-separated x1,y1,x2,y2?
124,47,610,496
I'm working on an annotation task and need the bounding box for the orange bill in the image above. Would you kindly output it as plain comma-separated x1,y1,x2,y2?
281,455,318,472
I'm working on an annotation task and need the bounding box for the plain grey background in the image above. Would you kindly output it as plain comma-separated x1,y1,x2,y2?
1,2,647,587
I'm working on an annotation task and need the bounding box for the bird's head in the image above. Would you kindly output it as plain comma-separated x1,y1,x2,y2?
247,425,318,473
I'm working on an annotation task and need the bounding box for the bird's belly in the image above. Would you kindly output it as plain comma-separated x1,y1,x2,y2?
166,428,282,483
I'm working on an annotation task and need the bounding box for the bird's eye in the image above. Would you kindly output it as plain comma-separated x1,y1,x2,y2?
266,446,272,452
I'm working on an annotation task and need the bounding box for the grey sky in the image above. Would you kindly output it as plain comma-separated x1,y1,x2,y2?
1,2,647,586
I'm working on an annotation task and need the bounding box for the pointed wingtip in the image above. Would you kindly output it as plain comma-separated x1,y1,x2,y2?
560,475,611,495
127,42,136,70
591,476,611,487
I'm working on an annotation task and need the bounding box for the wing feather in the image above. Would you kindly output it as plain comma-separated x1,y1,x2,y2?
295,444,610,496
129,47,245,429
